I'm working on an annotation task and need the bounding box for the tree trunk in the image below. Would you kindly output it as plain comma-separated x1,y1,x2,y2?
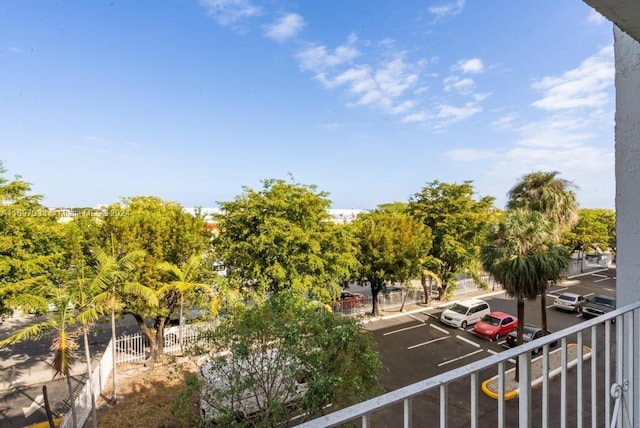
540,285,549,336
420,273,430,304
110,308,117,402
515,298,525,382
43,385,55,428
437,284,446,301
83,327,98,428
370,285,381,316
66,374,78,428
132,314,160,367
178,296,184,353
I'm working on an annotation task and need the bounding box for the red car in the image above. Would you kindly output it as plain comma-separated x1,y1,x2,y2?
473,311,518,340
339,291,367,309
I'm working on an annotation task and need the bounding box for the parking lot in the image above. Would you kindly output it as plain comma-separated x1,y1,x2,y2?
363,268,617,426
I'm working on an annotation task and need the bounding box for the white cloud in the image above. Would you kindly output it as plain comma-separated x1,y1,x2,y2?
429,0,465,18
296,36,360,72
200,0,261,26
435,102,482,125
265,13,305,42
453,58,484,74
299,37,421,116
532,46,614,110
586,10,606,26
491,113,518,130
401,111,431,123
443,76,475,94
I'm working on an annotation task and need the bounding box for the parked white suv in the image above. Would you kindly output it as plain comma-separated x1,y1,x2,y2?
440,299,491,329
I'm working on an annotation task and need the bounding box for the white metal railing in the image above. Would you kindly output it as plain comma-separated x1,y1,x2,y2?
60,322,214,427
296,300,640,428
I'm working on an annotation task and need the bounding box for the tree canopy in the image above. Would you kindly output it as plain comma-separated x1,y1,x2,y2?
408,180,496,299
0,163,66,318
562,208,615,254
194,291,382,427
98,196,213,361
351,205,432,315
213,179,359,303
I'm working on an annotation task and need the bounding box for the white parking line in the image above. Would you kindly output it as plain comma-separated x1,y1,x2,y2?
408,336,449,350
408,314,425,323
595,277,610,283
592,273,608,278
456,335,481,348
547,287,567,296
437,349,484,367
603,287,615,292
546,304,555,309
383,323,426,336
430,324,450,335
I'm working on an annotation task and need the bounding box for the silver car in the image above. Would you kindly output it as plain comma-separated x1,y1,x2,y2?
553,292,588,312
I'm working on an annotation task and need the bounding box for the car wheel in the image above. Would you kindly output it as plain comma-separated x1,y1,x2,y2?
494,333,500,341
532,347,540,355
461,321,468,329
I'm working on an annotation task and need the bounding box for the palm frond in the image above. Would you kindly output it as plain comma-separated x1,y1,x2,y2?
0,320,57,347
51,329,79,379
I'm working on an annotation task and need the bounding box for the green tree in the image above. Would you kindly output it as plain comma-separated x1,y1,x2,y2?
562,208,616,268
62,217,103,428
481,210,568,380
409,180,496,300
91,247,157,402
507,171,578,238
351,205,432,315
507,171,577,334
157,254,212,349
194,291,382,427
0,287,80,428
0,164,67,318
213,178,359,303
98,196,212,363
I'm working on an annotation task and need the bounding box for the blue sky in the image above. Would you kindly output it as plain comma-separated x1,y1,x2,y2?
1,1,614,210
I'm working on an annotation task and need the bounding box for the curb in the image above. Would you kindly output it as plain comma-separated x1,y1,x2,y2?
360,289,507,324
480,343,592,400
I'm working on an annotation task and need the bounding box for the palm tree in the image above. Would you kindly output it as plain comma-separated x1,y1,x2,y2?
0,289,80,428
156,254,210,351
507,170,579,238
91,247,157,403
507,171,578,334
70,262,103,428
481,210,567,381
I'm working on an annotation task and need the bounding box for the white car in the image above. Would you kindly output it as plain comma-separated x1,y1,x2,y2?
440,299,491,329
199,350,308,424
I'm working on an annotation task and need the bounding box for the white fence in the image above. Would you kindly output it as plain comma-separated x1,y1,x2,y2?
60,322,214,428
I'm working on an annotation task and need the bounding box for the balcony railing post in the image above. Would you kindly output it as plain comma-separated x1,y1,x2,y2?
577,331,583,428
440,384,447,428
591,326,597,428
403,397,412,428
518,351,531,428
561,337,568,428
470,373,478,428
498,362,505,428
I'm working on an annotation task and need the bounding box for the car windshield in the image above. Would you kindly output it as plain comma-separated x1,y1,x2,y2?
448,303,469,315
481,315,501,326
522,327,540,340
591,296,615,307
558,294,576,302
